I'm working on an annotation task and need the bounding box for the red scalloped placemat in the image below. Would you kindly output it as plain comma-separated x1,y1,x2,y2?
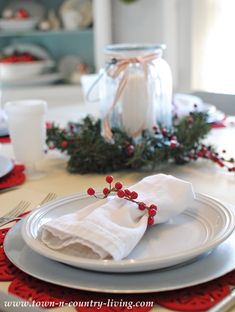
0,136,11,144
0,164,25,190
0,226,234,311
155,279,231,311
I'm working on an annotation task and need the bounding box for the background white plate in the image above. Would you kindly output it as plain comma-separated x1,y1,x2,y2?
4,216,235,293
0,155,13,178
21,193,235,272
0,18,38,32
2,72,63,88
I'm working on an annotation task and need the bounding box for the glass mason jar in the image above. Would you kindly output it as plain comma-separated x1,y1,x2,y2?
99,43,173,140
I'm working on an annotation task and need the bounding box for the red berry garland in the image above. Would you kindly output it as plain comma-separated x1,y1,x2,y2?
87,176,158,226
190,144,235,172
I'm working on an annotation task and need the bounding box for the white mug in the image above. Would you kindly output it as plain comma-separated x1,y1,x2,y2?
61,10,80,30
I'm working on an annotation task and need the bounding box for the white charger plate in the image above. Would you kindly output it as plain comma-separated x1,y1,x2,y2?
0,155,13,178
4,216,235,293
21,193,235,273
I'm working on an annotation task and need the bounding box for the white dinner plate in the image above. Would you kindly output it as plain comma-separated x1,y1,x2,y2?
21,193,235,273
0,155,13,178
4,216,235,293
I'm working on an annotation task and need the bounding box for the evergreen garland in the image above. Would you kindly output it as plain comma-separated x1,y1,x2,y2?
46,112,235,174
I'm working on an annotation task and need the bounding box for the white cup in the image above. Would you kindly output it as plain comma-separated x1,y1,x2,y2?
5,99,47,178
61,11,80,30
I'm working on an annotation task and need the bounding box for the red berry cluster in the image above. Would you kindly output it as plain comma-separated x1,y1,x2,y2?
16,8,29,19
0,53,40,64
188,145,235,172
152,125,179,150
87,176,158,226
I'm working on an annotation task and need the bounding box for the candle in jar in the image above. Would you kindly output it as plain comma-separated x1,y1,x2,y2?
120,69,155,137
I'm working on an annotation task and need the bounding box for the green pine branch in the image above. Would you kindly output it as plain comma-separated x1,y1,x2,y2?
46,112,211,174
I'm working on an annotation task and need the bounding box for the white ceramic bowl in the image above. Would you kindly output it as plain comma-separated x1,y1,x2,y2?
3,43,52,61
0,18,38,32
0,60,54,82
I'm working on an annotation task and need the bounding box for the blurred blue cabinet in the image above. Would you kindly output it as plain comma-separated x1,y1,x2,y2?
0,0,95,69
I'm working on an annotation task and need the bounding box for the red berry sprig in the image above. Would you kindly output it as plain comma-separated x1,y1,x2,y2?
188,144,235,173
87,176,158,226
15,8,29,19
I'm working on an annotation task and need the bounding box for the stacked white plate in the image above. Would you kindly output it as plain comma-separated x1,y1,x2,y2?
4,192,235,293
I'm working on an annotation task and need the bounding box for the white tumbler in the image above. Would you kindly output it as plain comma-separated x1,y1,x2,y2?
5,99,47,179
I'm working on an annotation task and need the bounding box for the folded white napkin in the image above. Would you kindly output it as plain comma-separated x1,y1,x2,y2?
173,93,205,117
40,174,195,260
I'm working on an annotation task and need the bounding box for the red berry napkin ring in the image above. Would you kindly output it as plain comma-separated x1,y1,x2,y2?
87,176,158,226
